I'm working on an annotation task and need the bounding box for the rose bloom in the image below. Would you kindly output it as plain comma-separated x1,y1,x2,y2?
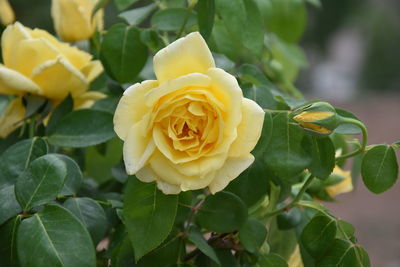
51,0,104,42
0,0,14,26
0,22,104,137
114,32,265,194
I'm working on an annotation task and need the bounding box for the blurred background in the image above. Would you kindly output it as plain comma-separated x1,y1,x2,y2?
9,0,400,265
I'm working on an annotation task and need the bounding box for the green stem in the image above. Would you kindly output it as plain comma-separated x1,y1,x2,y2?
262,174,315,219
336,117,368,160
28,117,36,138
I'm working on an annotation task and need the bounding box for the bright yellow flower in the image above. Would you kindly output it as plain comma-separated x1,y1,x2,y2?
325,166,353,197
0,22,104,137
114,32,265,194
51,0,104,42
0,0,15,26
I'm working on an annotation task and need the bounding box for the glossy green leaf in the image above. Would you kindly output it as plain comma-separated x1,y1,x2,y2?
264,113,312,182
197,0,215,40
47,109,115,148
188,227,220,264
0,137,48,187
100,24,148,83
334,108,362,135
57,155,83,196
195,191,247,233
301,214,337,258
17,205,96,267
336,220,355,240
123,178,178,261
317,239,370,267
15,154,67,212
239,217,267,253
309,137,335,180
118,3,157,25
114,0,139,11
259,253,288,267
361,145,399,194
243,85,276,110
151,8,197,31
0,186,21,225
63,197,108,245
0,216,21,267
46,95,73,135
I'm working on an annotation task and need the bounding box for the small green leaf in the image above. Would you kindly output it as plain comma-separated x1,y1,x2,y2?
317,239,370,267
301,214,337,258
309,137,335,179
0,216,21,267
361,145,398,194
114,0,139,11
188,226,220,264
336,220,355,240
63,197,108,245
239,217,267,253
0,186,21,225
151,8,197,32
17,205,96,267
47,109,115,148
195,191,248,233
197,0,215,40
118,3,157,25
123,178,178,261
334,108,362,135
57,155,83,196
259,253,288,267
15,154,67,211
243,85,276,110
100,24,148,83
46,95,73,135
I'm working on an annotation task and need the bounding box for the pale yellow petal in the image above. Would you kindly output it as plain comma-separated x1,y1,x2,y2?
326,167,353,198
209,154,255,194
31,57,88,99
123,121,156,175
229,98,265,157
288,245,304,267
176,153,227,177
1,22,31,67
113,80,158,140
81,60,103,82
73,91,105,109
0,65,42,95
135,166,182,194
0,0,15,26
153,32,215,82
0,97,25,137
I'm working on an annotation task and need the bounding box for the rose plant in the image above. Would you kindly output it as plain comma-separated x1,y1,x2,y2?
0,0,399,267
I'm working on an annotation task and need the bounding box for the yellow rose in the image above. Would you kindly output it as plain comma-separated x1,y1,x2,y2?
114,32,265,194
51,0,104,42
0,22,104,137
325,166,353,197
288,245,304,267
0,0,14,26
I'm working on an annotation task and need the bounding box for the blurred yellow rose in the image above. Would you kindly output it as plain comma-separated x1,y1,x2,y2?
288,245,304,267
0,22,104,137
325,166,353,197
51,0,104,42
0,0,14,26
114,32,265,194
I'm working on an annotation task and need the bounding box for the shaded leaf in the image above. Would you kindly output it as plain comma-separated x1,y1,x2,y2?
0,216,21,267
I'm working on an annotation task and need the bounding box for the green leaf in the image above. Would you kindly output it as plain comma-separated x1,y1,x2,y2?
123,178,178,261
57,155,83,196
92,0,109,18
197,0,215,40
305,0,321,7
301,214,337,258
264,113,312,182
100,24,148,83
15,154,67,212
0,137,48,187
47,109,115,148
118,3,157,26
317,239,370,267
91,96,119,114
334,108,362,135
114,0,139,11
188,227,220,264
309,137,335,179
195,191,248,233
258,253,288,267
243,85,277,110
361,145,399,194
239,217,267,253
46,95,73,135
0,216,21,267
63,197,107,245
22,94,47,119
17,205,96,267
336,220,355,240
0,186,21,225
151,8,197,32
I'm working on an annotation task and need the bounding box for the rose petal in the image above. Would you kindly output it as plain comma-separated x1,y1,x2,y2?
81,60,103,82
0,65,42,95
208,154,255,194
0,0,15,26
1,22,31,67
0,97,25,138
153,32,215,82
123,121,156,175
113,80,158,140
74,91,106,109
176,153,227,177
31,57,88,99
229,98,265,157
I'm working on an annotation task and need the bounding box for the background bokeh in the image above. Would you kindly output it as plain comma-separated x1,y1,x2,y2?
9,0,400,265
